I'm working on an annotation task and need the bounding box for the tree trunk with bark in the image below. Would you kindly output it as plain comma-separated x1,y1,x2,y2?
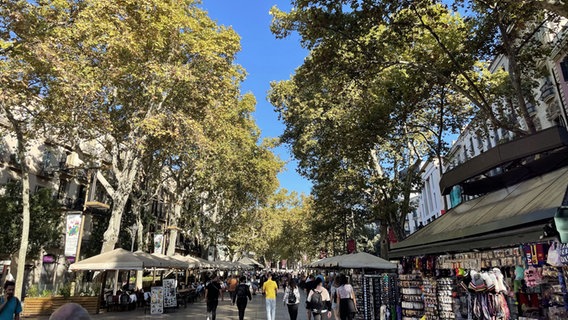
166,202,182,256
379,222,389,260
5,111,31,300
99,154,141,253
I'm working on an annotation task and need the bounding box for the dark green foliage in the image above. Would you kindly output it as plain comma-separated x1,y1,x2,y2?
0,182,63,257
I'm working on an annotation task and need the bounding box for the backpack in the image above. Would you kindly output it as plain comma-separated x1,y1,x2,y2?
236,284,248,298
310,289,323,313
287,289,296,304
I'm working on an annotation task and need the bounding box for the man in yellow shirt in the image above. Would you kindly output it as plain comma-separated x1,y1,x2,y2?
262,272,278,320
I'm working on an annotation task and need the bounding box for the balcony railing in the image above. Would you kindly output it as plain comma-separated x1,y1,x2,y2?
540,80,556,103
440,126,568,196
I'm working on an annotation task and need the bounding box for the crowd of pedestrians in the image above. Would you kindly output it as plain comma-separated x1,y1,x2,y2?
256,270,358,320
199,269,359,320
0,270,359,320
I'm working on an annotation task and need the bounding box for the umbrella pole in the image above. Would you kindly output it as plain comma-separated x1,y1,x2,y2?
99,271,108,314
113,270,119,295
135,270,143,290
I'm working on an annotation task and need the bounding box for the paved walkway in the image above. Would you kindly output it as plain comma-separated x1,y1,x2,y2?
26,289,313,320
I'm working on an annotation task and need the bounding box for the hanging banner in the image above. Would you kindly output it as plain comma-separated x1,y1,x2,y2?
153,234,164,254
347,239,357,253
65,213,82,257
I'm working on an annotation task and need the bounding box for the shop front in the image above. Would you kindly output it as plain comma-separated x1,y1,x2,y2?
390,165,568,320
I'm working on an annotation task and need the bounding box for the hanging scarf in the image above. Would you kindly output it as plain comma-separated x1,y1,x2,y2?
487,293,495,319
480,293,490,320
498,293,510,320
473,294,481,319
467,293,473,320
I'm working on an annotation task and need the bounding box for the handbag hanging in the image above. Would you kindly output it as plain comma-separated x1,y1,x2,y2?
547,241,563,267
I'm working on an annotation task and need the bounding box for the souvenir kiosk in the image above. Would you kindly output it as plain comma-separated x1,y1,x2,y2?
309,252,398,320
391,164,568,319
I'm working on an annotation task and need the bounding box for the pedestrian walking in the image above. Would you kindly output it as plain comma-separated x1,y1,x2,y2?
219,276,227,301
228,274,239,305
304,274,316,320
262,272,279,320
330,275,340,320
205,274,222,320
306,277,332,320
0,281,22,320
233,276,252,320
283,278,301,320
336,274,358,320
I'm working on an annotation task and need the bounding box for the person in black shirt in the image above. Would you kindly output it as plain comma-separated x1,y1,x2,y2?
205,274,221,320
233,276,252,320
304,274,316,320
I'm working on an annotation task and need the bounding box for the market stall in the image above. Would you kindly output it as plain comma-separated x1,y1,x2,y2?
391,164,568,320
309,252,398,320
394,243,568,320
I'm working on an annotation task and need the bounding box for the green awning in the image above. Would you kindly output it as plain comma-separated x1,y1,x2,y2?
390,166,568,258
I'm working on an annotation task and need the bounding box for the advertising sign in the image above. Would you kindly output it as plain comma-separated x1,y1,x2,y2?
163,279,177,308
150,286,164,314
153,234,164,254
65,213,82,257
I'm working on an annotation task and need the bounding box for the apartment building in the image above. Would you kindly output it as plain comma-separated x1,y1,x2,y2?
405,159,448,235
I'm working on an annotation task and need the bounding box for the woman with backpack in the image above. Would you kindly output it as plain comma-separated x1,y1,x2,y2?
232,276,252,320
307,277,332,320
283,278,301,320
336,274,358,320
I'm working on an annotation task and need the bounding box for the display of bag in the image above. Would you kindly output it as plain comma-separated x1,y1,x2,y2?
547,241,563,267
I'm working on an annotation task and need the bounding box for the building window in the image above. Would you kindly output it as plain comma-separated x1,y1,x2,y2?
57,180,68,199
561,55,568,81
477,135,484,151
534,117,542,131
494,129,500,146
554,116,566,127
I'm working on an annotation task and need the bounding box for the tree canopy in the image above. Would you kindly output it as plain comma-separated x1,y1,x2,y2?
1,0,288,265
269,0,563,256
0,183,62,258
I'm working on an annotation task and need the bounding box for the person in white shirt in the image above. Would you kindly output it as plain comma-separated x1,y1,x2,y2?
330,276,340,320
283,279,301,320
306,278,332,320
336,274,357,320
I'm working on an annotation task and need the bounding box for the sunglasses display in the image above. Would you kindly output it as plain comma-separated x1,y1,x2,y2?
358,273,398,320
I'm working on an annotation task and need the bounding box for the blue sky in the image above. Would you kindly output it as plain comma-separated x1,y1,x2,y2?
199,1,312,195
